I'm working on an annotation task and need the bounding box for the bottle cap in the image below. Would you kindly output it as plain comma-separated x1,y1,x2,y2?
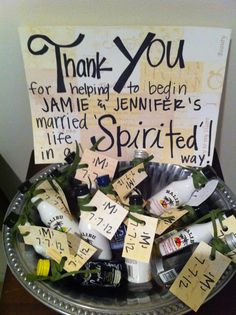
18,180,32,194
36,259,50,277
4,212,20,228
96,175,110,187
201,165,217,180
133,149,149,160
74,183,90,197
129,194,143,205
64,151,76,164
223,233,236,251
70,178,82,186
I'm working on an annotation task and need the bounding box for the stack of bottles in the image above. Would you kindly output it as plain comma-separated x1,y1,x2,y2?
4,148,236,290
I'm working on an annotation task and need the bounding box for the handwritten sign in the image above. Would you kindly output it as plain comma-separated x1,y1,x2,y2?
19,26,231,166
155,208,188,235
36,180,71,217
75,149,118,185
83,190,128,240
112,163,147,201
170,241,231,312
122,213,158,263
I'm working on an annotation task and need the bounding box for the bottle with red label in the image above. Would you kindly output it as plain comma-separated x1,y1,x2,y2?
158,219,220,257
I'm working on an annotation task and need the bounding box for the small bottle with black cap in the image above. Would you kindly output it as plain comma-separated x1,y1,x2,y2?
148,165,217,216
125,194,152,284
76,183,112,260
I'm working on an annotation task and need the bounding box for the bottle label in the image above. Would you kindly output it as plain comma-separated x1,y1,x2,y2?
110,223,127,250
159,268,178,284
159,228,195,256
47,215,70,233
79,261,123,287
149,190,179,215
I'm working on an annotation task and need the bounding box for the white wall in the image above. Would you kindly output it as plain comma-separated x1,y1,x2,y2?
0,0,236,194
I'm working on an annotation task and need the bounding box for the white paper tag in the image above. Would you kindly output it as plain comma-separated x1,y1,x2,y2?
47,235,97,273
122,213,158,263
112,163,147,202
18,224,70,255
155,208,188,235
75,149,118,185
187,179,219,207
170,241,231,312
36,180,71,217
84,190,129,240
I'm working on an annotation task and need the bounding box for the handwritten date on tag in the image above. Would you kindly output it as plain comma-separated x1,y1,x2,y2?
170,241,231,312
83,190,128,240
47,235,97,272
36,180,71,217
75,149,118,185
112,163,147,201
18,225,70,255
122,213,158,263
156,208,188,235
216,215,236,263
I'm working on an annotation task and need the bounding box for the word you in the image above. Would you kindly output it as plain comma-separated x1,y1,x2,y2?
27,32,185,93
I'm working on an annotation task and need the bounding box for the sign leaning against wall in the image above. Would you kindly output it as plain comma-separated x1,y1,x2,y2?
19,26,231,167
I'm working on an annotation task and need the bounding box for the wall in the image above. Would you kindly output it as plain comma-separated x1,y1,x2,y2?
0,0,235,193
